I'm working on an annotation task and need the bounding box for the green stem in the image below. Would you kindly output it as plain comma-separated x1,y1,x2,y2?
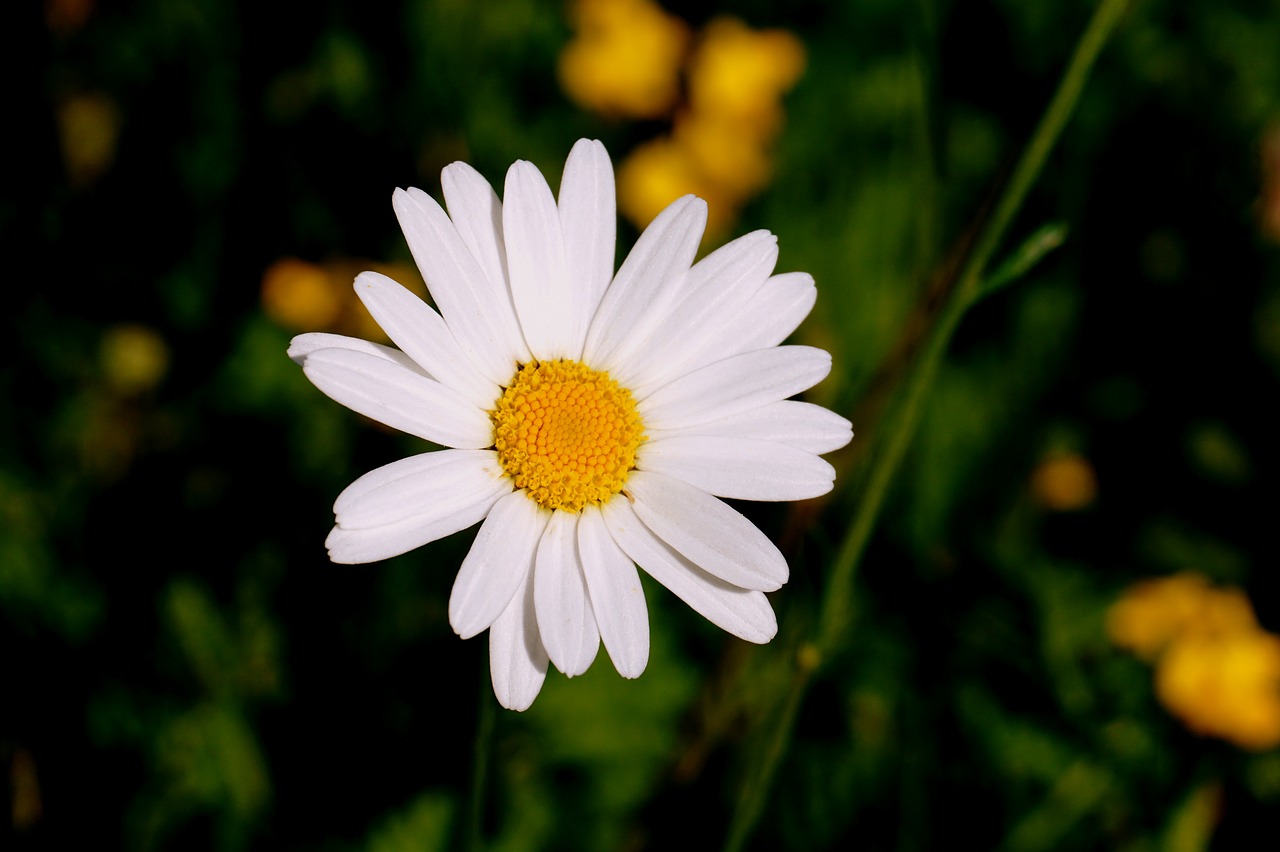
722,655,814,852
721,2,1131,849
963,0,1129,299
819,0,1128,652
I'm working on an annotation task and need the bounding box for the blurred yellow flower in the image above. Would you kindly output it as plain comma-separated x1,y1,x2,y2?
617,137,733,237
1109,573,1280,750
56,92,122,188
1157,629,1280,751
9,748,42,831
564,6,807,238
261,258,344,332
1107,573,1255,660
261,257,425,342
101,324,169,396
558,0,690,120
674,111,774,199
686,17,806,138
1030,451,1098,511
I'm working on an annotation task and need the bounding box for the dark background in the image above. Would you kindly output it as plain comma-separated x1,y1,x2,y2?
5,0,1280,849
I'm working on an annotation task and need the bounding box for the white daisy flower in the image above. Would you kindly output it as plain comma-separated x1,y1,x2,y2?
289,139,851,710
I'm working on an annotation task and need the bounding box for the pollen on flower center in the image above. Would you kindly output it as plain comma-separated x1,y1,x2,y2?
490,359,646,512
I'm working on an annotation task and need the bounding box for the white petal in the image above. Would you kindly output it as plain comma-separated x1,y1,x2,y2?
288,332,423,373
558,139,616,355
637,436,835,501
353,271,500,409
334,449,509,529
679,272,818,373
617,230,778,391
731,272,818,353
440,163,531,366
637,346,832,432
302,348,493,448
393,187,524,383
651,400,853,455
578,505,649,678
503,160,573,360
625,471,788,592
582,195,707,371
573,587,602,675
602,499,777,643
325,477,507,564
489,571,548,711
533,511,600,676
449,490,551,639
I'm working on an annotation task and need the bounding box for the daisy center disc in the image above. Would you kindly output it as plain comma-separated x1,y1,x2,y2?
491,360,645,513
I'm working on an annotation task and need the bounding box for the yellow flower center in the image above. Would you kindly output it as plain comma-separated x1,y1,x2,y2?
491,360,646,512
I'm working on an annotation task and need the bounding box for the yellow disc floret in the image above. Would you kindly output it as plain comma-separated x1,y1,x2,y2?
491,360,646,512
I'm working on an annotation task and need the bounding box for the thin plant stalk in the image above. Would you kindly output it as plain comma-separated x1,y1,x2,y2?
722,1,1131,849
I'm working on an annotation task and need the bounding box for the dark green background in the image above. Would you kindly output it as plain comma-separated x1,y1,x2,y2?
5,0,1280,849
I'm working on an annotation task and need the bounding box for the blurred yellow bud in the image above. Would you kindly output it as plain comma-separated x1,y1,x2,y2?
617,137,735,237
1030,451,1097,511
9,748,42,831
262,257,427,342
101,324,169,396
559,0,691,119
261,258,344,332
564,7,805,239
1156,629,1280,751
1111,573,1280,750
56,92,122,188
674,111,773,198
1107,573,1257,661
1198,586,1260,635
687,17,806,137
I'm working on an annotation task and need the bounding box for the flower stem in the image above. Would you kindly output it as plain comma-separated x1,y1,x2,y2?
721,651,814,852
818,0,1128,654
721,1,1131,848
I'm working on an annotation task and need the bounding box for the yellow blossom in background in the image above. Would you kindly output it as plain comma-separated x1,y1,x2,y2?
686,17,806,138
9,748,42,831
261,258,344,332
1109,573,1280,750
101,324,170,396
1107,573,1255,660
674,110,774,199
261,257,425,341
67,323,170,481
559,4,806,238
1030,450,1098,511
1157,629,1280,751
616,137,735,237
56,92,122,188
558,0,690,119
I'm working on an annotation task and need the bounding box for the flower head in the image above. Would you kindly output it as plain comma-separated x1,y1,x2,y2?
289,139,851,710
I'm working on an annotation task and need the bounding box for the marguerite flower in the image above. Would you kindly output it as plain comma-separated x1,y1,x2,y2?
289,139,851,710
